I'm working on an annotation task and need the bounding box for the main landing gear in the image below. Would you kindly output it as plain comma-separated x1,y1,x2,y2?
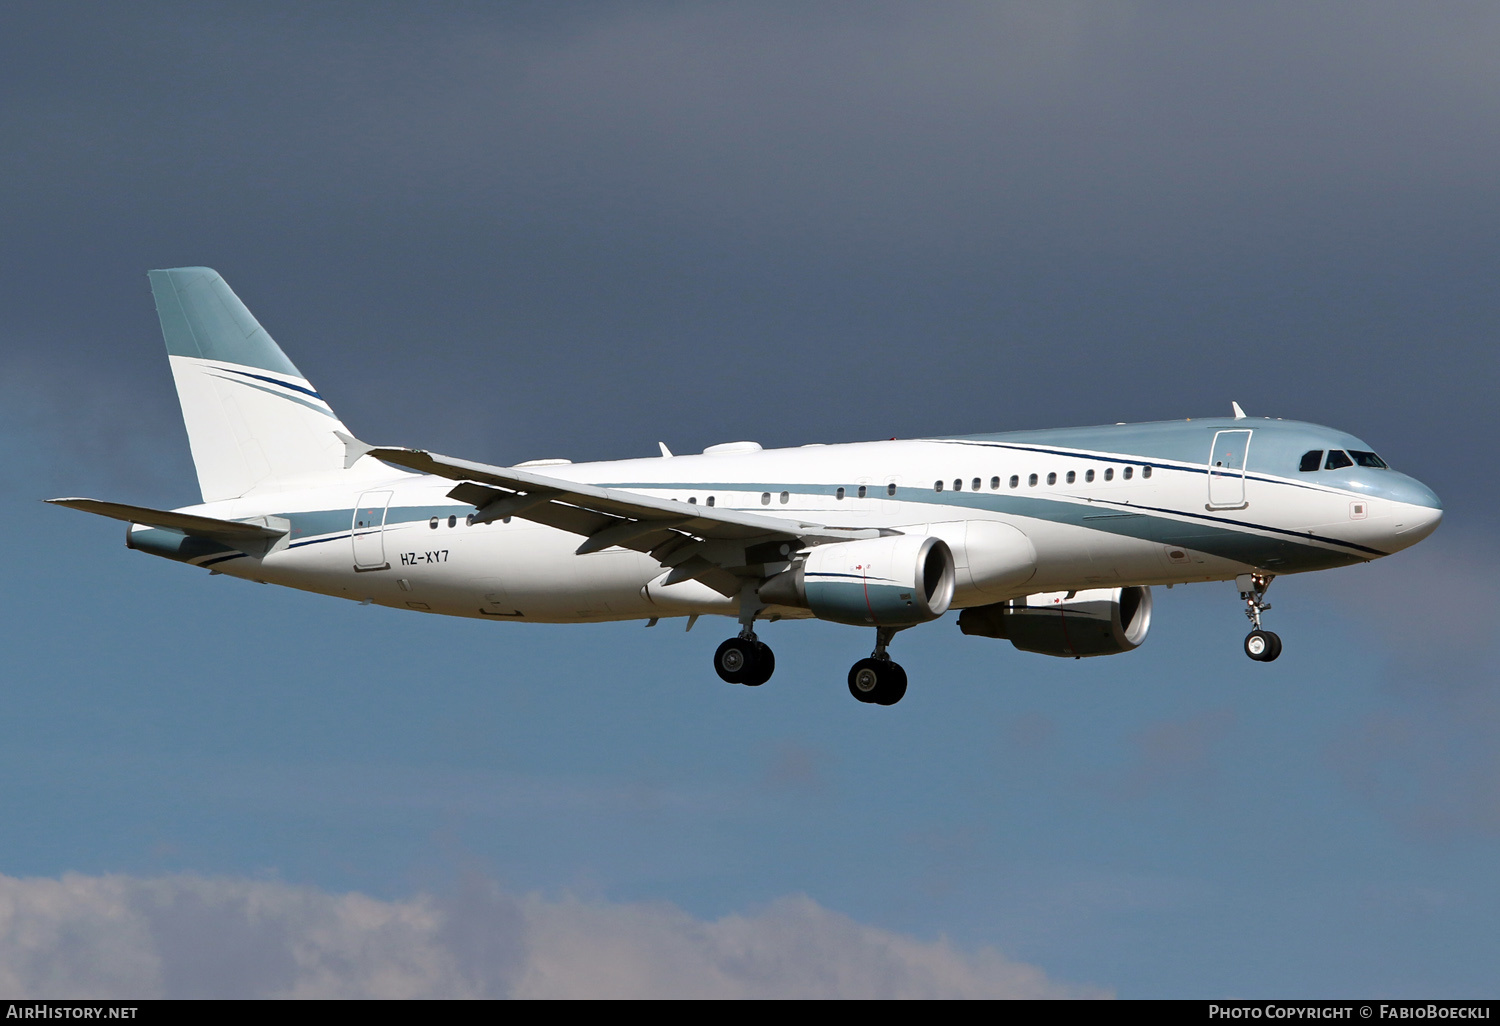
714,633,775,687
714,583,776,687
1238,572,1282,662
848,627,908,706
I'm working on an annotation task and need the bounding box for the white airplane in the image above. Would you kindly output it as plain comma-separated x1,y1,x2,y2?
52,268,1443,705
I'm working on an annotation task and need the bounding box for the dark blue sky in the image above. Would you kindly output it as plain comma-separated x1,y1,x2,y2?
1,2,1495,997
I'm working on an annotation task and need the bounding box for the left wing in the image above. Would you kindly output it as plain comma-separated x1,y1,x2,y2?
367,445,885,595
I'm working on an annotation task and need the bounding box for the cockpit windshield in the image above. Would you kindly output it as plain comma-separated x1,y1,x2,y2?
1300,448,1390,472
1348,450,1389,469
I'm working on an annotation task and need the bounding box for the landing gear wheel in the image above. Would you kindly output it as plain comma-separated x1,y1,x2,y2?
743,642,775,686
1244,630,1282,662
848,658,908,705
715,638,775,685
715,638,753,684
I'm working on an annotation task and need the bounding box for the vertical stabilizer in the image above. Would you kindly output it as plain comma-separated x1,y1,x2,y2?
148,267,367,502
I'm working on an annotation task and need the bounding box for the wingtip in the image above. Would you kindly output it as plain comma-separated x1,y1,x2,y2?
334,430,377,469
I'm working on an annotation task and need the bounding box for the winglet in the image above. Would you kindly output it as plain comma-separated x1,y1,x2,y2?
1231,401,1247,420
334,430,376,469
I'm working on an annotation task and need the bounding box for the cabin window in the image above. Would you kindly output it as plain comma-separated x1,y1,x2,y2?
952,479,962,491
1349,450,1389,469
1046,472,1057,485
858,485,867,498
1104,468,1114,481
761,492,771,505
779,491,789,504
1066,470,1076,484
1009,475,1019,488
1028,473,1038,486
934,480,943,492
836,487,845,500
990,476,1000,490
1299,450,1324,472
1085,469,1095,483
1142,466,1152,479
465,514,475,526
1123,466,1134,480
688,496,697,504
447,515,457,528
887,483,897,496
972,478,982,491
1325,450,1353,470
707,496,715,507
429,517,439,529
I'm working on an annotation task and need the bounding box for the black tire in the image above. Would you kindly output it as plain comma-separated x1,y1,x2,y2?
743,641,775,686
848,658,907,705
875,662,908,706
1244,630,1276,662
715,638,754,684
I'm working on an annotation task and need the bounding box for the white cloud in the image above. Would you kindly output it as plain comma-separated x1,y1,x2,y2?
0,871,1102,999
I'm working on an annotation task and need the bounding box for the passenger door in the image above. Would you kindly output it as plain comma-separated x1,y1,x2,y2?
1207,430,1251,509
352,490,393,570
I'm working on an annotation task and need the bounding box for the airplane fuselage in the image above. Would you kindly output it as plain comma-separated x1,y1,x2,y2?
129,417,1442,624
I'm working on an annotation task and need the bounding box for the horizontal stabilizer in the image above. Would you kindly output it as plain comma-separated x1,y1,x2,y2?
47,498,287,550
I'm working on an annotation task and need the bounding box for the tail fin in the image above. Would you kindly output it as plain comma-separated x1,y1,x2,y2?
149,267,366,502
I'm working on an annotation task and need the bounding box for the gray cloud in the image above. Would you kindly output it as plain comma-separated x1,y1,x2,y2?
6,2,1497,494
0,871,1101,999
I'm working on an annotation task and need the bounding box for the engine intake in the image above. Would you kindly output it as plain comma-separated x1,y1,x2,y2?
957,586,1153,657
759,535,955,627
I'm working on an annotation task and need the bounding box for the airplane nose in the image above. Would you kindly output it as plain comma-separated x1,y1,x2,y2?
1394,502,1442,545
1382,475,1442,549
1379,473,1443,512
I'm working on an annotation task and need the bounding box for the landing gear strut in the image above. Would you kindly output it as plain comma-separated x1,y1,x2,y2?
1238,572,1282,662
848,626,908,705
714,584,776,686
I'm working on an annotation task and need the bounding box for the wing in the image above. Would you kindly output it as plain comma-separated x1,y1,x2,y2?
367,446,885,596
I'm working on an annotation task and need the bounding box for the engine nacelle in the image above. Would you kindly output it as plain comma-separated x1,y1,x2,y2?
957,586,1153,657
759,535,956,627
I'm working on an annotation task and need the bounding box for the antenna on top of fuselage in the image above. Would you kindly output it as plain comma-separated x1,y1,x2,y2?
1231,401,1248,420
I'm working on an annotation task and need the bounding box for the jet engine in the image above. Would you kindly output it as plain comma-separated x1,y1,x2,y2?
957,586,1153,657
759,535,955,627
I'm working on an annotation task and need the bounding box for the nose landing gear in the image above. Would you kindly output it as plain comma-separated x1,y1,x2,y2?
1238,572,1282,662
848,626,908,705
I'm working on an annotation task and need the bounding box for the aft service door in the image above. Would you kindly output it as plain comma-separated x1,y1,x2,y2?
1207,430,1251,509
352,490,393,570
